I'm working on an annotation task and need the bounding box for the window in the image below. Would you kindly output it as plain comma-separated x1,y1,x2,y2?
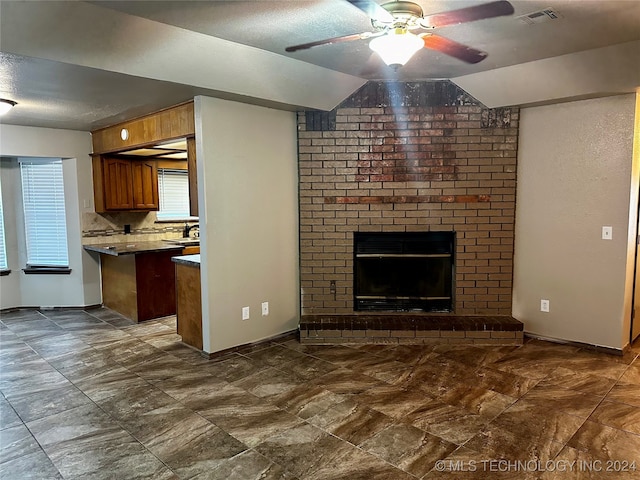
0,180,8,272
20,159,69,269
157,168,193,221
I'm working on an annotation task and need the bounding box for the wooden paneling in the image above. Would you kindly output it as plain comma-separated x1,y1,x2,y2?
156,159,187,170
101,255,138,321
91,101,195,155
132,161,159,210
176,263,202,350
187,136,198,216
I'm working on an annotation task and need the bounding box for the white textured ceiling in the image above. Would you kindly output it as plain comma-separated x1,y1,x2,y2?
93,0,640,80
1,0,639,131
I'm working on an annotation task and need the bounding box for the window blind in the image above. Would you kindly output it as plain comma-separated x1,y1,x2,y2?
0,181,7,270
20,159,69,267
157,169,191,221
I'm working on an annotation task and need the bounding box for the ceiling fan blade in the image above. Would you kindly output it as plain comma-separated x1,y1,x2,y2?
421,1,514,28
285,31,380,52
346,0,394,23
421,34,488,64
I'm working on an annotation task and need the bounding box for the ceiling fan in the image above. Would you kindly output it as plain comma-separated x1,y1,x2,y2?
285,0,515,68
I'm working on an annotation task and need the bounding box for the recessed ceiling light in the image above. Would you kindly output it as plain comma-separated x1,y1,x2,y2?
0,99,17,116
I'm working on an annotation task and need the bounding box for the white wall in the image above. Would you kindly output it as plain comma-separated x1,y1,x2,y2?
453,41,640,108
0,159,21,308
513,94,637,350
195,96,299,354
1,1,365,112
0,124,101,309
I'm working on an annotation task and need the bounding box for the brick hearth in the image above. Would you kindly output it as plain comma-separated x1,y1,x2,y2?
299,314,524,346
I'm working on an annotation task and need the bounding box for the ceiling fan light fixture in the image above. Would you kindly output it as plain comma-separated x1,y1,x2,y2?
369,29,424,68
0,99,17,116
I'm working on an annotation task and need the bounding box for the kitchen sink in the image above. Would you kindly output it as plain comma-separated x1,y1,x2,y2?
164,238,200,246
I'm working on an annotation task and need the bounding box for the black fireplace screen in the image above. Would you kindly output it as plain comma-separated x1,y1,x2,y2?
354,232,454,312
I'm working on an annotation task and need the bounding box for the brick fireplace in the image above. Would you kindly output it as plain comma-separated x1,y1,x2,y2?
297,81,523,345
299,81,518,320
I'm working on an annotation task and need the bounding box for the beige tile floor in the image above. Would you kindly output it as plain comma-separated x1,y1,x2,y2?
1,307,639,479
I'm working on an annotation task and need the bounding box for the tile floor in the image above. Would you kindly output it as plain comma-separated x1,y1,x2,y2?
1,307,639,480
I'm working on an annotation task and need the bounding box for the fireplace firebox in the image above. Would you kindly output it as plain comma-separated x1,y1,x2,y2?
354,232,454,312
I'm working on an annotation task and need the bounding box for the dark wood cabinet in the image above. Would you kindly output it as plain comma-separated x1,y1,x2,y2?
93,156,159,212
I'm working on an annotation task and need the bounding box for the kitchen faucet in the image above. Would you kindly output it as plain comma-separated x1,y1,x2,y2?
183,223,199,238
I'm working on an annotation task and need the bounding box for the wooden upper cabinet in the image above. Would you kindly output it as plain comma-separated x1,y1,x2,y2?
94,156,158,212
103,157,134,210
131,161,159,210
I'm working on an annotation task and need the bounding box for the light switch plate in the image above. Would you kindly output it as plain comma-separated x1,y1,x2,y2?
540,299,550,313
242,307,250,320
261,302,269,316
602,226,613,240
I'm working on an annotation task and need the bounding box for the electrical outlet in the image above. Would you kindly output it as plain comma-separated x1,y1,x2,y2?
261,302,269,316
242,306,250,320
602,226,613,240
540,299,550,313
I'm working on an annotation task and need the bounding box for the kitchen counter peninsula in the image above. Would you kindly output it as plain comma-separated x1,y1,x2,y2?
84,241,185,322
172,254,200,267
83,240,184,256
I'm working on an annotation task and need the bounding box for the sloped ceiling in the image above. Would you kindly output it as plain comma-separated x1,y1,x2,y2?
0,0,639,131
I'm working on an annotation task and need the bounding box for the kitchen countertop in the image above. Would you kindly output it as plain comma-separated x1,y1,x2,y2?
171,254,201,267
83,240,185,256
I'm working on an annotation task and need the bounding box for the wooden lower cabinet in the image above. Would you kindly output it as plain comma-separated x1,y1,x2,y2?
101,251,176,322
175,263,202,350
181,246,200,255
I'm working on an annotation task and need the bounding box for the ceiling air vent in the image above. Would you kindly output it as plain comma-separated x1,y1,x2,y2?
516,8,562,25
